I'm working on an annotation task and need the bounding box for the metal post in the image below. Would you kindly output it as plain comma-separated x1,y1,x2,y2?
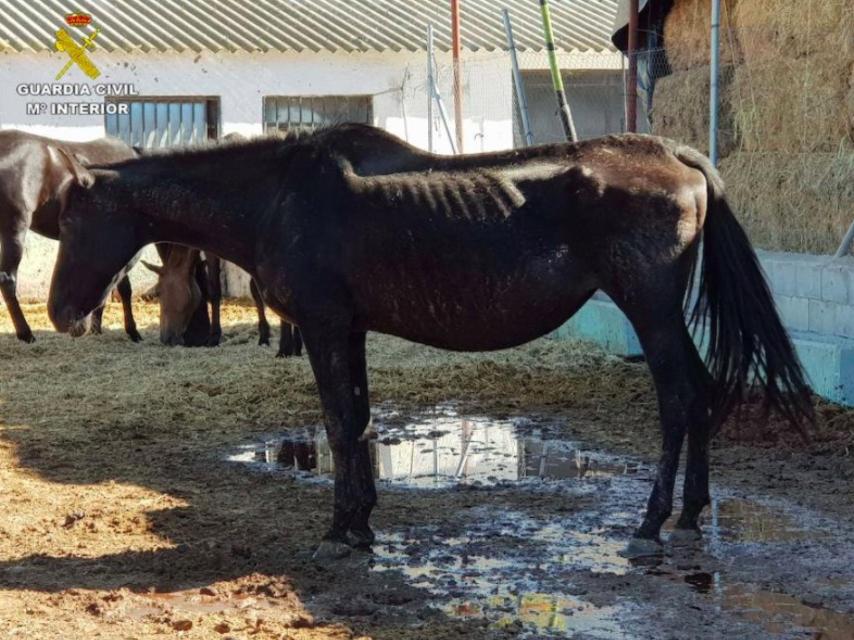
709,0,721,165
503,8,534,146
626,0,639,132
621,52,627,132
451,0,464,152
427,24,435,152
431,51,459,154
539,0,577,141
834,217,854,258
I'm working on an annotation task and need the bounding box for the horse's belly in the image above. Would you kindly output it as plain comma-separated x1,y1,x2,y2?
355,250,593,351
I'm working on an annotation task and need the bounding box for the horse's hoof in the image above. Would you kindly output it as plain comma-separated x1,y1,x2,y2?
207,337,221,347
17,332,35,343
670,527,702,545
620,537,664,559
347,527,375,549
312,540,352,562
258,337,270,346
128,330,143,343
276,351,292,359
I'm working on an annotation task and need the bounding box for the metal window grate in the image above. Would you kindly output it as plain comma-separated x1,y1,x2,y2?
263,95,372,134
105,97,219,148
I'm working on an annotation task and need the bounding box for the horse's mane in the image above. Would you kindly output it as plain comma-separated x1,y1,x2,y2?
88,124,363,171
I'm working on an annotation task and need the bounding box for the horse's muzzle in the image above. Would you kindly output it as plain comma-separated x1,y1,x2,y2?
49,304,89,336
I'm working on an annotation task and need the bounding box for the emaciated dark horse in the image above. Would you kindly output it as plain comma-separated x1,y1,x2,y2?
48,125,813,559
0,130,141,342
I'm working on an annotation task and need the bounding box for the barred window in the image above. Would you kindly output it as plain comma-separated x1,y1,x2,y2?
105,96,219,148
263,95,372,134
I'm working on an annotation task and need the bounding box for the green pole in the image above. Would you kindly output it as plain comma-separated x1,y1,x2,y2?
539,0,577,141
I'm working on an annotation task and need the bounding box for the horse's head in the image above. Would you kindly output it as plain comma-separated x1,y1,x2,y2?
141,246,207,346
48,149,143,336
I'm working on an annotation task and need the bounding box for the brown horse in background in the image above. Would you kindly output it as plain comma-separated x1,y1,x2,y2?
141,245,302,355
0,130,141,342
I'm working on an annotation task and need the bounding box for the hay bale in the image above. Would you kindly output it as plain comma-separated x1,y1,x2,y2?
720,151,854,253
651,66,737,156
732,0,853,62
728,52,854,153
663,0,741,71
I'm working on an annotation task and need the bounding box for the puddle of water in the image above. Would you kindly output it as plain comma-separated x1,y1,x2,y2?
453,593,629,638
230,406,639,488
724,586,854,640
229,405,853,638
371,510,636,638
714,498,809,543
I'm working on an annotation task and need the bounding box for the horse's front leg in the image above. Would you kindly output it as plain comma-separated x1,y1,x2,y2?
277,320,294,357
292,325,303,357
205,254,222,346
0,226,34,343
116,275,142,342
345,331,377,547
249,279,270,346
300,319,372,559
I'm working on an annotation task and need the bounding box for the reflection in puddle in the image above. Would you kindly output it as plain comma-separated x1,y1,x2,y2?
371,511,636,638
230,407,638,488
724,587,854,640
228,406,854,638
714,498,809,543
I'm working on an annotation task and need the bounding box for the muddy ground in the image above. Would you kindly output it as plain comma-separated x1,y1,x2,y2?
0,300,853,639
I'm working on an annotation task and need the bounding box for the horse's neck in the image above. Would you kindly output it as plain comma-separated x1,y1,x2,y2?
132,177,258,273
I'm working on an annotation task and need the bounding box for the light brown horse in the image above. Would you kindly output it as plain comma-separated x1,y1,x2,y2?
141,245,301,355
0,130,141,342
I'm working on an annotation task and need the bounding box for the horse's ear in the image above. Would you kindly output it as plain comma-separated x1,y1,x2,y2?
52,146,95,189
141,260,164,276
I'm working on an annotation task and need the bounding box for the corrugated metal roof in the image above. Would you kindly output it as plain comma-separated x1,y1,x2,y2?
0,0,620,54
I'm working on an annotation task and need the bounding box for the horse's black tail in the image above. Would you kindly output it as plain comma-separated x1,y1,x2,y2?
675,145,814,435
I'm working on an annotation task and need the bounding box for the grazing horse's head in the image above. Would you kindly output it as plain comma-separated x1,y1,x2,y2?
141,246,207,346
48,150,143,336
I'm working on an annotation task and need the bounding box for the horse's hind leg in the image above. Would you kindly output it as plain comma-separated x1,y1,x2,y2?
0,227,34,342
617,300,709,555
249,279,270,346
116,275,142,342
675,333,713,535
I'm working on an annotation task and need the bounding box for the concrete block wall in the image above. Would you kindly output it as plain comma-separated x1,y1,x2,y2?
554,250,854,406
759,251,854,339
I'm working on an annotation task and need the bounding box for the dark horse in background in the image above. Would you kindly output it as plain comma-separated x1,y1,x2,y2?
140,244,302,356
0,130,142,342
48,124,813,559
